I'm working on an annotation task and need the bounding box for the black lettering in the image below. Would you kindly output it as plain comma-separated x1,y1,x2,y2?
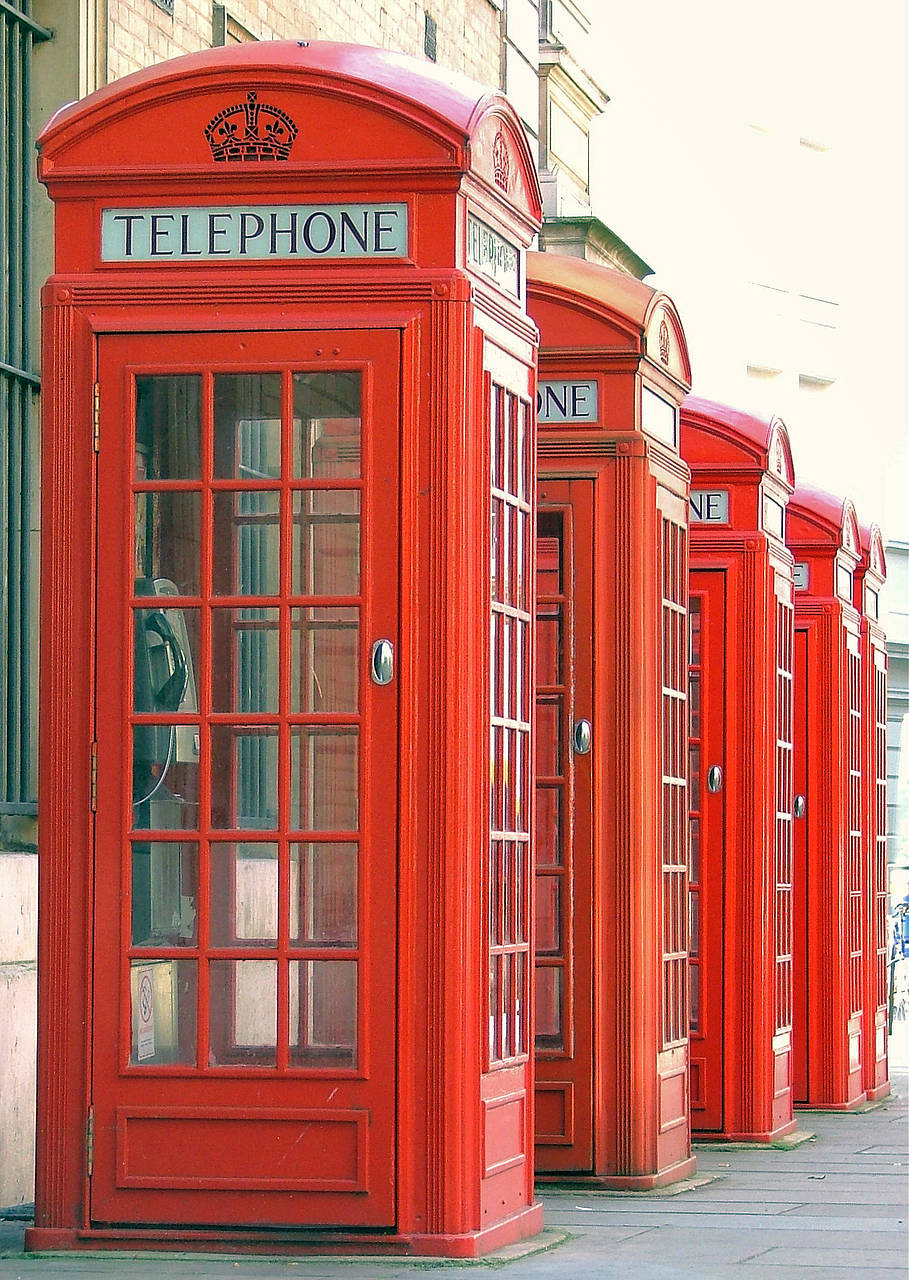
113,214,145,257
705,493,722,519
239,212,265,255
689,493,705,521
149,214,175,256
302,211,337,254
373,208,398,252
339,209,369,254
269,210,298,255
545,385,569,419
571,384,590,417
208,212,232,255
179,214,203,256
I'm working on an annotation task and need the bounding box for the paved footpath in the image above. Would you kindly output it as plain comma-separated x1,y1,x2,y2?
2,1068,906,1280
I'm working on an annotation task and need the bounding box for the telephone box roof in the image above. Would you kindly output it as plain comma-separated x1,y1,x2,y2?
526,251,691,387
37,40,542,224
859,521,887,579
787,483,861,558
681,395,795,487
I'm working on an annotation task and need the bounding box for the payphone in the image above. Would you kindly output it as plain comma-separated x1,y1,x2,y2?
33,42,542,1256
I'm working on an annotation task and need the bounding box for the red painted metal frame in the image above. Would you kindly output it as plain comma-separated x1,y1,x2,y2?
787,485,868,1110
855,524,890,1101
528,253,696,1188
680,397,797,1143
32,42,543,1257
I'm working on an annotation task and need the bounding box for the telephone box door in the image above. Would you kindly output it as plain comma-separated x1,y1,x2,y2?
688,569,726,1132
91,328,399,1228
534,478,594,1171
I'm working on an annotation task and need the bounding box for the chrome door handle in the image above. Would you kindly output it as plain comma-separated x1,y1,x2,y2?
793,794,807,819
572,719,592,755
706,764,723,793
370,639,394,685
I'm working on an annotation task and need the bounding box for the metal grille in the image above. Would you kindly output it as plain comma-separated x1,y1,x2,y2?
0,0,51,814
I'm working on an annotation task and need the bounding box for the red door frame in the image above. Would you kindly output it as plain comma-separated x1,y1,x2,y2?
534,481,594,1173
687,569,726,1131
91,329,398,1228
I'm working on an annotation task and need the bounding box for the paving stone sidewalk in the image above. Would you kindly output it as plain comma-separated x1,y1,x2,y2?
2,1064,906,1280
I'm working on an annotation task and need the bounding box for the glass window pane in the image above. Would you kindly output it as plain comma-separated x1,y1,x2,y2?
292,491,360,597
293,372,361,479
290,728,358,831
689,672,701,737
535,697,561,777
290,843,358,946
291,607,359,713
536,875,561,955
211,607,279,713
536,613,561,688
133,601,199,715
131,724,200,831
689,816,701,883
130,960,197,1066
210,842,279,947
535,965,563,1051
213,374,282,479
689,890,700,958
689,600,701,664
688,744,701,799
535,786,562,866
212,491,280,597
689,964,700,1032
131,841,198,946
209,959,277,1066
290,960,357,1068
134,491,200,596
135,375,201,480
210,725,278,831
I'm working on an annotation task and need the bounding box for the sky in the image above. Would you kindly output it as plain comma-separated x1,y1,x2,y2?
584,0,909,541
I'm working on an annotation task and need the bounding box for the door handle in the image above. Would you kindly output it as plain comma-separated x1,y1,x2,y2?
706,764,723,793
572,719,592,755
793,794,807,819
370,639,394,686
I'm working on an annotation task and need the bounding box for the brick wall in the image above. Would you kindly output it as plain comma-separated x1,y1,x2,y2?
107,0,502,93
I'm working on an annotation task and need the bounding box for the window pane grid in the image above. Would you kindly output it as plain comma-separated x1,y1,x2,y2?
774,598,794,1035
128,367,364,1072
489,386,532,1067
661,517,689,1047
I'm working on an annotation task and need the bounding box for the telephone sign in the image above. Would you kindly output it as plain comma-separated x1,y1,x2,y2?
689,489,729,523
536,379,598,423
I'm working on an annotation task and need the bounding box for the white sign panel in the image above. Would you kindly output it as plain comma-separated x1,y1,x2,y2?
466,214,521,297
642,387,678,447
537,380,598,423
837,564,854,603
763,494,785,540
689,489,729,524
136,967,156,1062
101,203,409,261
793,562,810,591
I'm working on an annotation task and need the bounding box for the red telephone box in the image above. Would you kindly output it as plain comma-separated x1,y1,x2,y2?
680,397,797,1143
527,253,696,1187
787,486,867,1110
855,523,890,1101
32,42,543,1256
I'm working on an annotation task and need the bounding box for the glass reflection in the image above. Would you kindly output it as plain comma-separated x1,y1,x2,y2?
289,960,357,1068
213,374,282,479
209,959,277,1066
131,841,198,946
290,843,358,946
292,491,360,597
293,372,361,479
212,491,280,597
130,959,197,1066
210,843,278,946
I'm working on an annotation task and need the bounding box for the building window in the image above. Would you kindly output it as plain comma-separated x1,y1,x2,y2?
1,0,51,816
424,12,437,62
152,0,175,15
213,5,257,44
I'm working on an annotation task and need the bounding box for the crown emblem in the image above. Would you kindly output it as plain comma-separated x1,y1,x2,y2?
204,91,298,162
492,129,511,191
658,318,671,364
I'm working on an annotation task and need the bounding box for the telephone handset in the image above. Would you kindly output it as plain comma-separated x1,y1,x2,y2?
133,579,199,807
